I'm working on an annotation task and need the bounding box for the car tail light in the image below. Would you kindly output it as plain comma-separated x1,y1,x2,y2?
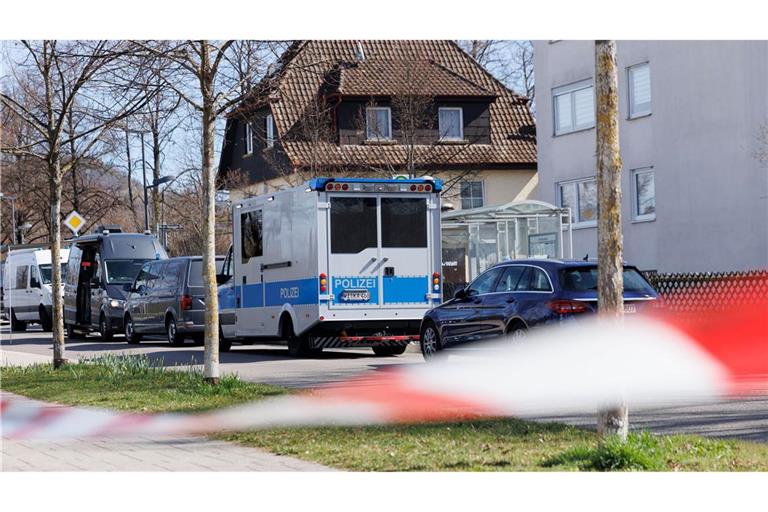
547,299,589,314
319,273,327,293
180,295,193,311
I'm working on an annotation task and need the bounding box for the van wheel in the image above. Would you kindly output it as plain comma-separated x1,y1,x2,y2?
10,310,27,332
124,315,142,344
166,316,184,346
39,306,53,332
99,313,114,342
373,345,407,356
282,318,308,357
219,328,232,352
66,323,86,339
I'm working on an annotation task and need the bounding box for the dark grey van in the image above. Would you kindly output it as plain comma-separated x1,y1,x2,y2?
64,227,168,340
123,256,225,347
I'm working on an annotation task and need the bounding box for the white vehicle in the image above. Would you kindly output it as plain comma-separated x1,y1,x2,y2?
2,247,69,332
217,177,443,356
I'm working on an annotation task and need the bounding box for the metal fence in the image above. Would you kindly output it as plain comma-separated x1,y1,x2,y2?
646,270,768,313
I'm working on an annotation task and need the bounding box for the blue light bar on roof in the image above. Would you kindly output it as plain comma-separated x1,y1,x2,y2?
307,177,443,192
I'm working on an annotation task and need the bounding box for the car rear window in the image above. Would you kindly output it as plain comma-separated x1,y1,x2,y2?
559,266,654,293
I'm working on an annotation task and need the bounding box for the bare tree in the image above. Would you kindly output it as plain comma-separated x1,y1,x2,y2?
458,40,535,103
595,40,628,441
1,40,153,368
135,40,269,384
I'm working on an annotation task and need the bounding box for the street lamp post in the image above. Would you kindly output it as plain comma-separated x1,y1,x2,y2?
145,175,171,236
0,193,18,244
140,132,149,232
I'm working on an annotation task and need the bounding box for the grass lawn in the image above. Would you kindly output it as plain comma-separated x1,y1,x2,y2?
3,355,768,471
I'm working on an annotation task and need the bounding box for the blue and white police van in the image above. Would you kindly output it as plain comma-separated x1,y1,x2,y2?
217,177,443,356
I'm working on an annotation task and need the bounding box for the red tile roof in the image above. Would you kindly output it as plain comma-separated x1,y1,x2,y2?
241,40,536,169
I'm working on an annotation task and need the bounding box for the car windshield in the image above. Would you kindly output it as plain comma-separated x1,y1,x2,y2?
559,266,655,293
38,264,67,284
104,259,151,284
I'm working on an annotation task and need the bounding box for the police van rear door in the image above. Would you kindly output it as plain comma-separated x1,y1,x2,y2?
326,182,435,310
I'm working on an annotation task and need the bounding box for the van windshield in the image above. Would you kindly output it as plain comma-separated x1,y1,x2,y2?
559,266,655,293
104,259,151,284
38,264,67,284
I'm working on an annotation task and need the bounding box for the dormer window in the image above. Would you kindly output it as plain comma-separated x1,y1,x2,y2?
244,123,253,155
366,107,392,140
439,107,464,141
266,114,275,148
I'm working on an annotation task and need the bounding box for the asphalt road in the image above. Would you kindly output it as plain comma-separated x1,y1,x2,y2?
2,324,767,442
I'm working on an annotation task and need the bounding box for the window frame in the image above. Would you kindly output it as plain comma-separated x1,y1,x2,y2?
244,122,253,155
556,176,598,228
627,62,652,119
552,79,595,136
438,107,464,141
365,106,393,141
265,113,275,148
631,166,656,222
460,180,485,210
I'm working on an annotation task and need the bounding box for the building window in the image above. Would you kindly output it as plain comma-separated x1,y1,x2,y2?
632,167,656,221
552,80,595,135
366,107,392,140
460,181,484,209
244,123,253,155
557,177,597,226
438,107,463,141
628,63,651,118
266,114,275,148
241,209,263,263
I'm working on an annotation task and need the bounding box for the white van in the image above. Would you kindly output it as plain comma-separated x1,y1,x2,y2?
2,247,70,332
217,177,443,356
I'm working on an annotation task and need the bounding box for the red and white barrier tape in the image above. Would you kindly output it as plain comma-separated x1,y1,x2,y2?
2,304,766,440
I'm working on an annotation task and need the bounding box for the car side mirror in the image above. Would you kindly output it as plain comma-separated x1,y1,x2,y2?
453,287,467,299
137,284,146,295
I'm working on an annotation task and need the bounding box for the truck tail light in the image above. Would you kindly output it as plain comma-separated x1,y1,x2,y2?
425,184,432,191
319,273,327,293
546,299,589,315
432,272,440,291
180,295,193,311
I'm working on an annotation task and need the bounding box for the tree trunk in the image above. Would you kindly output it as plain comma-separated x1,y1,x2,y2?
200,42,220,385
49,153,67,369
595,40,627,441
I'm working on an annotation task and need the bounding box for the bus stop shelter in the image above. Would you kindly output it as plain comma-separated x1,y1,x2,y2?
440,200,573,295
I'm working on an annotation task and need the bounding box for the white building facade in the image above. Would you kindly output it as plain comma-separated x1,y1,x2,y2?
534,40,768,273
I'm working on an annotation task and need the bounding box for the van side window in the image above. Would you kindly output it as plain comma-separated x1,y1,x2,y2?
163,260,185,290
241,209,263,263
66,246,82,285
15,266,29,289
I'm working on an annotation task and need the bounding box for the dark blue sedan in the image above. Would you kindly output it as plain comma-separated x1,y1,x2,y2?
419,259,659,359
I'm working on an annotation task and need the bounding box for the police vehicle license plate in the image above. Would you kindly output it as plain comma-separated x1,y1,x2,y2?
623,303,637,314
341,289,370,302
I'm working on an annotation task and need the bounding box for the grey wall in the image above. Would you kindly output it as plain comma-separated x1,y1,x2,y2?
534,40,768,272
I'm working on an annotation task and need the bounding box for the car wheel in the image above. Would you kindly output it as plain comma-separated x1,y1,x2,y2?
39,306,53,332
166,316,184,346
420,323,441,360
10,309,27,332
506,322,527,341
124,315,142,344
373,345,407,357
99,313,114,342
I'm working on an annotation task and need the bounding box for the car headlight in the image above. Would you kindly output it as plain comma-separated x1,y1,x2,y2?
109,299,126,309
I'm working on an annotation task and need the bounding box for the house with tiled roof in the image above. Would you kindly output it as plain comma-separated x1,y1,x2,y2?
218,40,538,209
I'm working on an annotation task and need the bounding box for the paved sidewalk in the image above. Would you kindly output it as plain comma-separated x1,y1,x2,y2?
0,392,333,472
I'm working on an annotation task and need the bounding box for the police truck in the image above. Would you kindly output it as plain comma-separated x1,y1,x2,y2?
218,177,443,356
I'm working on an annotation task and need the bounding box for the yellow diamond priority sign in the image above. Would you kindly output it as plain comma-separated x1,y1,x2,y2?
63,210,85,235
